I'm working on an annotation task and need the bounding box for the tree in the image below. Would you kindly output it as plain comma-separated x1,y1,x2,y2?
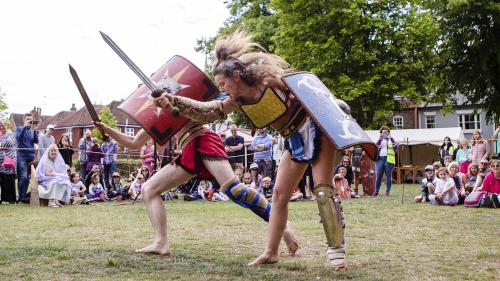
428,0,500,122
271,0,440,128
0,87,8,120
92,106,117,142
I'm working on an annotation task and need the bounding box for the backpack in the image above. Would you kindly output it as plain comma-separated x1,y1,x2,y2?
464,191,487,208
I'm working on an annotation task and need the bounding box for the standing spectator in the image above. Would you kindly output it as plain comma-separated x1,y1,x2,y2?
57,134,74,167
78,129,93,179
101,135,118,189
350,146,363,196
415,165,438,203
374,126,399,196
38,124,55,160
251,128,274,178
249,162,263,193
335,155,353,187
455,139,471,174
224,125,245,168
0,120,17,204
438,136,455,166
85,138,103,175
15,113,38,201
471,130,489,165
493,125,500,158
140,139,154,175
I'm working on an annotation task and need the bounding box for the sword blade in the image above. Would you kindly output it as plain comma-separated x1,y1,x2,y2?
69,64,101,122
100,31,158,92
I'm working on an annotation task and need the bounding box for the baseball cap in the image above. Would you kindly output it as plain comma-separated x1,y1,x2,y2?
249,163,259,170
112,172,121,177
424,165,434,172
47,124,55,129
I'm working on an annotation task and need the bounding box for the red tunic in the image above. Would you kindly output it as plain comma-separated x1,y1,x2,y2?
175,130,227,179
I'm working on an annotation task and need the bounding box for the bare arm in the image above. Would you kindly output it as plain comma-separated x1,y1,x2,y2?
94,122,149,150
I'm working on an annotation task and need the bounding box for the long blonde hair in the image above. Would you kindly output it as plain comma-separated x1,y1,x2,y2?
212,30,291,85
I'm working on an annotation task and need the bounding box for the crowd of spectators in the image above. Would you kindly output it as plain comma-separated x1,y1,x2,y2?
0,117,498,209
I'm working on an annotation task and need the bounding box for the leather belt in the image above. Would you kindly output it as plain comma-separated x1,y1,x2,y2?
176,124,209,149
278,108,308,138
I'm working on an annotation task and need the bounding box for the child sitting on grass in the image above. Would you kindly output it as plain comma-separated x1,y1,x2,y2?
415,165,437,203
262,177,274,201
70,172,87,204
87,174,108,202
429,167,458,206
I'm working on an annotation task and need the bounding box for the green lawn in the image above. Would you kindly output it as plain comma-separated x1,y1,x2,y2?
0,184,498,281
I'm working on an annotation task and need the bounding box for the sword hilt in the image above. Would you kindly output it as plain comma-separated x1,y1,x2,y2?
151,90,180,117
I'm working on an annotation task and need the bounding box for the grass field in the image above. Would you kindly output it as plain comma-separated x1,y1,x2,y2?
0,184,499,281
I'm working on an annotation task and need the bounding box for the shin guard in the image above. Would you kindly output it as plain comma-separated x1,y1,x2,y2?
315,183,346,267
221,176,271,222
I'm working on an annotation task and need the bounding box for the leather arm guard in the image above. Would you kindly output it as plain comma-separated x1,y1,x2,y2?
314,183,345,248
221,176,271,222
172,95,225,123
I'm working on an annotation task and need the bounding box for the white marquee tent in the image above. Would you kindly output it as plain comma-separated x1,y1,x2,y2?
364,127,465,167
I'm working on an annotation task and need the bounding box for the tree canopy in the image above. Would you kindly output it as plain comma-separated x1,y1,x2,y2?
197,0,500,128
92,106,117,142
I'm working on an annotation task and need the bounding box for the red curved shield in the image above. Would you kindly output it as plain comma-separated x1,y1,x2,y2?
118,55,217,145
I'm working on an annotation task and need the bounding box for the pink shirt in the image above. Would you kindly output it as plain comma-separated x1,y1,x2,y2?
482,171,500,193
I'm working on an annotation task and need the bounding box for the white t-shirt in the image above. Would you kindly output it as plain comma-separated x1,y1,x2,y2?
379,139,388,156
435,177,458,205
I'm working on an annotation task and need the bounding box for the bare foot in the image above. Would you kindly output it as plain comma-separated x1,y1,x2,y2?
248,253,279,266
283,225,299,256
135,242,171,256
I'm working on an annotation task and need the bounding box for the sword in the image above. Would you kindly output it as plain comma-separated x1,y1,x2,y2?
69,64,101,122
99,31,180,117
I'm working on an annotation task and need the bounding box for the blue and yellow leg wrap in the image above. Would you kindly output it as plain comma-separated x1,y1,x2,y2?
221,176,271,222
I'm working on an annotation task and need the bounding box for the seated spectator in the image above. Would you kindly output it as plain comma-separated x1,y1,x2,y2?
448,162,466,204
290,186,303,202
70,172,87,204
473,159,491,192
429,167,458,206
432,161,442,171
140,166,151,181
262,177,274,200
249,163,263,193
443,155,453,169
129,173,145,200
234,166,244,181
85,164,105,191
70,172,86,197
87,174,108,202
335,155,353,187
37,144,72,208
464,164,478,193
242,172,254,189
211,188,229,201
415,165,437,203
197,180,213,200
477,159,500,207
107,172,126,201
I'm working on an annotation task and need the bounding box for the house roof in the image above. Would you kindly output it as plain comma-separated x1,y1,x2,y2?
9,113,51,128
43,101,140,129
10,101,142,130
